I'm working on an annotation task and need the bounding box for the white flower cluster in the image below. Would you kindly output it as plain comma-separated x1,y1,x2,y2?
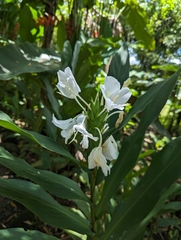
52,67,131,176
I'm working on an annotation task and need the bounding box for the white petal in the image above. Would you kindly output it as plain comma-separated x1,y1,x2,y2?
101,75,131,112
52,115,74,129
104,76,120,97
88,147,110,176
114,87,131,105
102,135,118,160
56,67,81,99
57,69,67,83
61,129,74,144
73,122,98,143
64,67,75,79
76,114,86,124
56,82,74,99
80,135,89,149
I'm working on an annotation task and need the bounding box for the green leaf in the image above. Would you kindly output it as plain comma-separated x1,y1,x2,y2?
161,201,181,214
19,4,37,42
157,218,181,230
63,86,97,117
43,77,62,119
71,41,82,73
97,69,181,217
122,0,155,50
0,228,59,240
100,136,181,239
0,111,77,163
61,40,73,70
57,20,66,51
120,184,181,240
0,178,93,235
0,147,90,202
99,17,112,38
0,43,61,80
108,43,130,85
152,64,180,72
43,105,57,140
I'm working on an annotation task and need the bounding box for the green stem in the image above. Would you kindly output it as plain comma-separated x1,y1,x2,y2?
89,169,97,239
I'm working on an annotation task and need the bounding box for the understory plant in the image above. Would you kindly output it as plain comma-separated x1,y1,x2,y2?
0,52,181,240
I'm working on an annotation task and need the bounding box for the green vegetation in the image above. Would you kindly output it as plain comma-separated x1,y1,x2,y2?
0,0,181,239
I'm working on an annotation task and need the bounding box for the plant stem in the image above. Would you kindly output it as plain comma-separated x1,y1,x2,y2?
89,169,97,239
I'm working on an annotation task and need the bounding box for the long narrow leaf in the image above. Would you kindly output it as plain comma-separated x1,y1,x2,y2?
0,178,93,236
0,111,77,163
0,147,90,203
0,228,59,240
120,184,181,240
99,136,181,239
97,69,181,216
108,43,130,85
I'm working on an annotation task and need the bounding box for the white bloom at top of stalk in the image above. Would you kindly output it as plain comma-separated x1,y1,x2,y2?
100,76,131,111
102,135,118,160
56,67,81,99
52,114,84,144
88,146,111,176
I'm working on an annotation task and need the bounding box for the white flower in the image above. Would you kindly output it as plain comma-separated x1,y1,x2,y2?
73,121,98,149
100,76,131,111
88,146,110,176
52,114,98,148
52,114,83,144
88,135,118,176
102,135,118,160
56,67,81,99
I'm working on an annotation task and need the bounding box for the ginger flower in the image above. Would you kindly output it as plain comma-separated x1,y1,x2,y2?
100,76,131,111
52,114,98,149
88,133,118,176
56,67,81,99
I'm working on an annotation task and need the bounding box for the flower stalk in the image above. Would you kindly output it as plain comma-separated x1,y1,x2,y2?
52,67,132,237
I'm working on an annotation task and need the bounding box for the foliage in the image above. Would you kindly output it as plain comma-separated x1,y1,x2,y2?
0,0,181,239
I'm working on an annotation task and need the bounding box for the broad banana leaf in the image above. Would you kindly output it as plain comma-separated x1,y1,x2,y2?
0,42,61,80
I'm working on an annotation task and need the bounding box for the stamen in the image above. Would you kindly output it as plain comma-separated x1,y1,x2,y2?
77,94,90,109
98,107,107,117
95,127,102,147
106,110,123,120
75,97,86,112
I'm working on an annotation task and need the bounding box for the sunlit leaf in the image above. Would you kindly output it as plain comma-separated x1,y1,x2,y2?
0,42,61,80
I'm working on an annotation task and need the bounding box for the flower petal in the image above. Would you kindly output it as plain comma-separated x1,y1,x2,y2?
88,147,110,176
104,76,120,97
114,87,131,105
102,135,118,160
100,75,131,111
56,67,81,99
52,115,74,129
80,135,89,149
